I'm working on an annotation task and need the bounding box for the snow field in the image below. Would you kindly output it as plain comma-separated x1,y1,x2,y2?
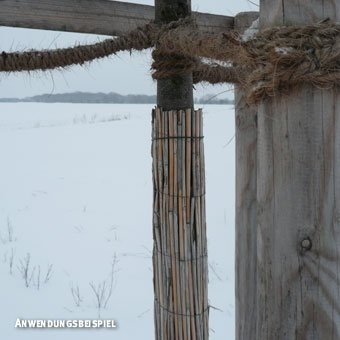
0,103,235,339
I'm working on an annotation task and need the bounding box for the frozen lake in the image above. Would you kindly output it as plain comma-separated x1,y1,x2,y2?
0,103,235,339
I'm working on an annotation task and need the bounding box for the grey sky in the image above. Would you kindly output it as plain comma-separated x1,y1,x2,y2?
0,0,258,98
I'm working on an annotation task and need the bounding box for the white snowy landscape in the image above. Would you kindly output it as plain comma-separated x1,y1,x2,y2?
0,103,235,339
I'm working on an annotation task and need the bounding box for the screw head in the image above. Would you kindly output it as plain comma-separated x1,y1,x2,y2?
301,237,312,251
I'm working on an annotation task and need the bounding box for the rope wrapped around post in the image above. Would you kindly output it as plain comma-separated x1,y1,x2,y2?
2,18,340,103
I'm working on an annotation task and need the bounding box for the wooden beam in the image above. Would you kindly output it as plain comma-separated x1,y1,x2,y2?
234,12,259,340
257,0,340,339
0,0,235,36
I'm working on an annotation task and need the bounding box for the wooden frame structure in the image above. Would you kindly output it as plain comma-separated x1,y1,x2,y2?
2,0,340,339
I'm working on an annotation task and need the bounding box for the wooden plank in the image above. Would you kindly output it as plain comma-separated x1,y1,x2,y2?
234,12,259,340
257,1,340,338
260,0,336,27
0,0,235,36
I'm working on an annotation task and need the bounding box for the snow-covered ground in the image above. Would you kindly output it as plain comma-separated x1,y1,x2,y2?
0,103,235,339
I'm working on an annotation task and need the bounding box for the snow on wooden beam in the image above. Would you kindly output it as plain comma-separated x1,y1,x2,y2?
0,0,238,36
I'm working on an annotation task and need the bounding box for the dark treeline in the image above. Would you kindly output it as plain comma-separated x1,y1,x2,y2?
0,92,234,104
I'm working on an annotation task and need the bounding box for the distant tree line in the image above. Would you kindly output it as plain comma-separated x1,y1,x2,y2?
195,94,234,105
0,92,234,105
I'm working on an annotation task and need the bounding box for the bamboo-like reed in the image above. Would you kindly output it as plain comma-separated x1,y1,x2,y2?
152,107,209,340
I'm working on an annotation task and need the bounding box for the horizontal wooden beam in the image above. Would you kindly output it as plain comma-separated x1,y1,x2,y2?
0,0,238,36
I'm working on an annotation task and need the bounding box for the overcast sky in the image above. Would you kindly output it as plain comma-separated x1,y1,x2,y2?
0,0,258,98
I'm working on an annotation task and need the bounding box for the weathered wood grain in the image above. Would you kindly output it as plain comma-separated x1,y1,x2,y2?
234,12,259,340
260,0,337,27
257,1,340,338
0,0,235,36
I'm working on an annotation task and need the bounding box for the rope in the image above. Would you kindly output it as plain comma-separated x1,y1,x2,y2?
152,136,204,140
153,247,207,262
0,22,157,72
153,190,206,198
193,62,242,85
154,299,209,318
2,18,340,103
0,18,189,73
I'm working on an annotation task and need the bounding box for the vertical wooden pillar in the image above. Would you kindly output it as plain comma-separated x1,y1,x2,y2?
152,1,209,339
234,12,259,340
155,0,193,110
257,1,340,338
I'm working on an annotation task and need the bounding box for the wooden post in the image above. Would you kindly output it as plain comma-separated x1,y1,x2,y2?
257,1,340,338
155,0,193,110
152,0,209,339
234,12,259,340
